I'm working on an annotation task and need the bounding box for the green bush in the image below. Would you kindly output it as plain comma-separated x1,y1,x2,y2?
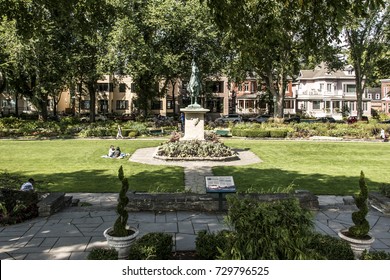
307,233,354,260
0,188,39,225
128,232,173,260
221,196,315,260
195,230,234,260
348,171,370,238
87,248,118,260
360,250,390,260
269,129,288,138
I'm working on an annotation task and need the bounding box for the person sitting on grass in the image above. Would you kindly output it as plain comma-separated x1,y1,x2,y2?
20,178,35,192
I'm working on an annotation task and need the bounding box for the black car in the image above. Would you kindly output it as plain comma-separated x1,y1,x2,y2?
315,117,336,123
284,116,300,123
380,119,390,124
248,115,271,123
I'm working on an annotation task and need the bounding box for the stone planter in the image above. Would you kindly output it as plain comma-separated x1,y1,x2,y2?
103,226,139,259
338,229,375,259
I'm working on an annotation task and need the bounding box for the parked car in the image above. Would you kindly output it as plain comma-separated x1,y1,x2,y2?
283,116,300,123
380,119,390,124
116,113,135,122
80,114,108,122
314,117,336,123
248,115,271,123
215,114,242,124
347,116,369,124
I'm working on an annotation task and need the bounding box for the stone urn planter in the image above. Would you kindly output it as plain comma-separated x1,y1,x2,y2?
104,166,139,259
104,226,139,259
339,171,375,259
338,229,375,259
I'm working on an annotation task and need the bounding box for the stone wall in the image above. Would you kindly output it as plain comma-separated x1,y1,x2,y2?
125,191,319,212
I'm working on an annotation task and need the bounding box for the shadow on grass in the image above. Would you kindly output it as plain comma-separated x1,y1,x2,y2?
1,166,384,195
1,167,184,193
213,167,385,195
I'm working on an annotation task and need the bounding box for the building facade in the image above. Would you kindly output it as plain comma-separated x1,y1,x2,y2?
294,64,371,120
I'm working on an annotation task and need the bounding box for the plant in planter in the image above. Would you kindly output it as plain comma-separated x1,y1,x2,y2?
338,171,375,259
103,165,139,259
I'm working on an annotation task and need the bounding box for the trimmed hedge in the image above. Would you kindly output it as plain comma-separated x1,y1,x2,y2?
231,128,288,138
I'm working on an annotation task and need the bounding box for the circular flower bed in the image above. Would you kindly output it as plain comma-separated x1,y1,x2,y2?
155,139,238,160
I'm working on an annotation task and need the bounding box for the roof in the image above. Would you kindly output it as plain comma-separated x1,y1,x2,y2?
299,63,356,80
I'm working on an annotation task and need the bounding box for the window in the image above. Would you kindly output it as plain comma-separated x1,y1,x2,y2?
119,83,126,93
81,100,90,110
344,84,356,93
131,83,136,92
244,83,249,92
375,93,380,100
284,100,294,109
367,93,372,99
327,83,332,92
313,101,321,110
97,83,113,92
167,100,173,109
116,100,128,110
319,83,324,92
206,81,224,93
363,102,368,111
151,100,162,110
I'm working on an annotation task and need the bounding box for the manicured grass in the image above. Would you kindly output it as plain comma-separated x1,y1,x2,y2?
1,139,389,195
0,139,184,193
215,139,390,195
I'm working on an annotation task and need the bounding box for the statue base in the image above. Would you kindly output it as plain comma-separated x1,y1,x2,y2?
180,107,210,141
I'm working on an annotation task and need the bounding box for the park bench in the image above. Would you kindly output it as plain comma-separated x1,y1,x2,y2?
215,130,230,137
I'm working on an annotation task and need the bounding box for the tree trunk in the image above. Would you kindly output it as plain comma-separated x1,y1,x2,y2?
87,81,96,122
354,64,364,120
171,79,176,117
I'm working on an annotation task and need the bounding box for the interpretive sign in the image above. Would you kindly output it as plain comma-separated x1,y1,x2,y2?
205,176,236,193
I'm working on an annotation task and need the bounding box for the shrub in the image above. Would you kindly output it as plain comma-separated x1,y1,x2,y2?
360,250,390,260
195,230,233,260
269,129,288,138
221,196,315,260
111,166,130,237
348,171,370,238
128,131,138,138
307,233,354,260
0,188,39,225
128,232,173,260
87,248,118,260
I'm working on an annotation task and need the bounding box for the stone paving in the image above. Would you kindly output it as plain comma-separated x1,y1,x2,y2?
0,193,389,260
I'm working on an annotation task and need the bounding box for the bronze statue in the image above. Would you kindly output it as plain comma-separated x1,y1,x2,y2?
187,60,202,108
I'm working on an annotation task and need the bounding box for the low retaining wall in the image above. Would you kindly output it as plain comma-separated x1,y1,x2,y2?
369,192,390,214
125,191,319,212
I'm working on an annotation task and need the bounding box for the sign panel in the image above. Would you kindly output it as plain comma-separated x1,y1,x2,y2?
205,176,236,193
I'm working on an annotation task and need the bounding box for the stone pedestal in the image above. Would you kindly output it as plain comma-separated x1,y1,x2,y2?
180,107,209,141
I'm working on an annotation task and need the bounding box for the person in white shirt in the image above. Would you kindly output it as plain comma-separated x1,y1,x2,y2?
20,178,35,191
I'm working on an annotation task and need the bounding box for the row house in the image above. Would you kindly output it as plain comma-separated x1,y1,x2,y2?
381,79,390,115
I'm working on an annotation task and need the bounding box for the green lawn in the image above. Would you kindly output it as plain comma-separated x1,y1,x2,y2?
0,139,389,195
0,139,184,193
217,139,390,195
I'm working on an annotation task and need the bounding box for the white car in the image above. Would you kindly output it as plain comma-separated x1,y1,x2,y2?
80,114,108,122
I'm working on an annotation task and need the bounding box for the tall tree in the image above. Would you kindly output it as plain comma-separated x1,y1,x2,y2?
0,0,75,120
204,0,386,118
344,3,389,119
107,0,227,116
